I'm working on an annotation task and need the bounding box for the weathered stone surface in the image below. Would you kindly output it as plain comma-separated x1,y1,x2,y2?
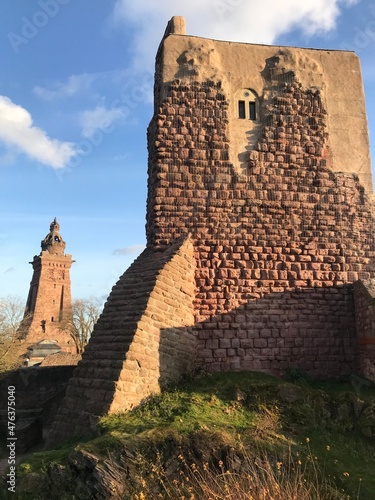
145,25,375,381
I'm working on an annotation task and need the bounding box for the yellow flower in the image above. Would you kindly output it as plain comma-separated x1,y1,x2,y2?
306,437,310,443
343,472,350,477
326,445,330,451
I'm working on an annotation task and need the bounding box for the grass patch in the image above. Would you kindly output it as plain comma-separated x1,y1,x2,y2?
17,446,72,477
99,371,282,437
10,371,375,499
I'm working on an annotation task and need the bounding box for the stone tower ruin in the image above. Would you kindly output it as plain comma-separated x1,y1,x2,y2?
47,17,375,447
17,218,75,364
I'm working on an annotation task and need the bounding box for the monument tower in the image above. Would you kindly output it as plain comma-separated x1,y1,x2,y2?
18,218,75,363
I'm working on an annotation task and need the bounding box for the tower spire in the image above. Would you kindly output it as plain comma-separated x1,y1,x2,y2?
41,217,66,255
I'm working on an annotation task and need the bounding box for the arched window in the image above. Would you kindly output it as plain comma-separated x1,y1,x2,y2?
235,88,258,121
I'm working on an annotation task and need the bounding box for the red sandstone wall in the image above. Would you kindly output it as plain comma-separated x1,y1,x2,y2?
109,237,196,413
196,286,356,377
146,77,375,377
354,280,375,382
147,80,375,290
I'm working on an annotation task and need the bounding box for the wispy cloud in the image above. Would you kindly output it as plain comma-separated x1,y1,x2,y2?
113,244,145,256
0,151,17,166
111,0,359,70
33,69,131,102
4,267,15,274
33,73,97,101
79,105,126,138
0,96,78,169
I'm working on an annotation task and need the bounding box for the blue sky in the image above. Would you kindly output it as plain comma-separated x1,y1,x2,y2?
0,0,374,303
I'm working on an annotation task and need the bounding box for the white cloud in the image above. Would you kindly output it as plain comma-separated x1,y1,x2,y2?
0,96,77,169
113,244,145,256
111,0,359,70
79,105,126,138
33,73,98,101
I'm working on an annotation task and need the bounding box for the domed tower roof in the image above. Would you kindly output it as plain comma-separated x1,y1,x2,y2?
41,217,66,255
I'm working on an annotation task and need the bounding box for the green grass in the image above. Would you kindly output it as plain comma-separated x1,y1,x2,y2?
17,446,72,476
9,371,375,499
99,371,282,435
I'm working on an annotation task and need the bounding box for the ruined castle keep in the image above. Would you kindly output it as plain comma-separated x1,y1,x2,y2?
17,218,75,364
47,17,375,446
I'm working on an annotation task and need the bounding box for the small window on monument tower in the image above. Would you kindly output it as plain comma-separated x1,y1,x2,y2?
249,102,256,120
235,88,258,120
238,101,246,119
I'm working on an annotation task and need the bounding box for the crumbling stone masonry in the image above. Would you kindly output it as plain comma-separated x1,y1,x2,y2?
47,17,375,446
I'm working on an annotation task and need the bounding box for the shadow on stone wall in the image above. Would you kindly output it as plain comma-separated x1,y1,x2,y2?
0,366,76,452
193,285,357,379
45,281,360,450
354,280,375,383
